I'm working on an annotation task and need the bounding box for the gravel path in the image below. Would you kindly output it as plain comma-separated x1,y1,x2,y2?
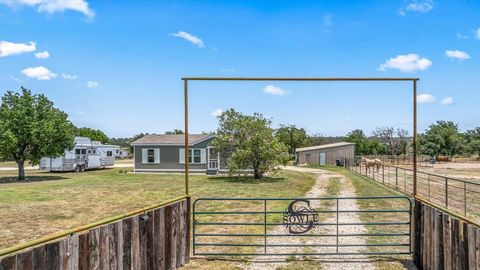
246,166,376,270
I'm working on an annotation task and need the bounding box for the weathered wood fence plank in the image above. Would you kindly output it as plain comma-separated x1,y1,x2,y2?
45,242,60,270
16,250,32,270
121,218,132,270
0,255,16,270
89,228,101,270
154,208,166,270
32,246,45,270
131,217,141,270
78,233,89,270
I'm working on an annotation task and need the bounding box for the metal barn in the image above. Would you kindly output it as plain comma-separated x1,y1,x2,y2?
295,142,355,166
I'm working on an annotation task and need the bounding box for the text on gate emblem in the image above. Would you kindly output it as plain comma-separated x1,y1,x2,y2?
282,199,319,234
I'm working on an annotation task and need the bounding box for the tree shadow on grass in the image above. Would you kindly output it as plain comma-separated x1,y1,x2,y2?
207,176,286,184
0,174,69,184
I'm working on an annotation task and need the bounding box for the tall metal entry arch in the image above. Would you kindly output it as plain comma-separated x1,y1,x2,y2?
182,77,419,196
182,77,419,256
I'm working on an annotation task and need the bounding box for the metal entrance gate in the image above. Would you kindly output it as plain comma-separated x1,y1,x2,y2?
193,196,412,256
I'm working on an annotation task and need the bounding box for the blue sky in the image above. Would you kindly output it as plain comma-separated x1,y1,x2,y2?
0,0,479,137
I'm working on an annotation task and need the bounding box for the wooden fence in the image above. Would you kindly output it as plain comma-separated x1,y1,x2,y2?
0,198,190,270
414,198,480,270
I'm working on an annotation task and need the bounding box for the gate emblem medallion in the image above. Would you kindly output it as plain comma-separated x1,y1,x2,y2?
283,199,319,234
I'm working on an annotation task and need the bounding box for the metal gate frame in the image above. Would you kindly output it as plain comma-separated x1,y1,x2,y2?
193,196,412,256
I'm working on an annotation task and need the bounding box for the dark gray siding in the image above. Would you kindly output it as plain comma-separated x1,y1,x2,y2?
134,137,225,172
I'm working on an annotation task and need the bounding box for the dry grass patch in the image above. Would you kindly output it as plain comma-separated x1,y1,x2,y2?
0,168,316,251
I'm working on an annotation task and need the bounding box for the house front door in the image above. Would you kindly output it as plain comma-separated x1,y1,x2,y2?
207,147,219,170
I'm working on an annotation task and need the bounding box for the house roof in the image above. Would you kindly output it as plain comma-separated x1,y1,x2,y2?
131,134,214,146
295,142,355,152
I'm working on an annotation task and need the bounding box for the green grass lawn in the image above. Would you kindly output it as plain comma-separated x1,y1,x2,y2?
0,168,316,251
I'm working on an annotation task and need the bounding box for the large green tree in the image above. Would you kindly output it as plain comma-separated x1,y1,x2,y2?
465,127,480,159
129,133,148,153
345,129,387,155
75,127,110,144
345,129,369,154
275,124,308,158
419,121,463,159
0,88,75,180
212,109,289,179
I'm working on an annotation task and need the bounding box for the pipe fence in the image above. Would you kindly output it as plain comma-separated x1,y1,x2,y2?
348,163,480,223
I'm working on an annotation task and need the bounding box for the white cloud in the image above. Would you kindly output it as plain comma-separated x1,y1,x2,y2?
35,50,49,59
86,81,99,88
263,85,287,96
171,31,205,48
379,54,432,73
445,50,470,60
476,28,480,40
417,93,436,104
21,66,57,80
62,73,77,80
0,40,36,57
8,74,23,83
1,0,94,18
211,108,223,117
456,33,468,40
441,97,454,105
399,0,433,16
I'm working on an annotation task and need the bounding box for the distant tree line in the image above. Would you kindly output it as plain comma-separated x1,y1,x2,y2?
273,122,480,160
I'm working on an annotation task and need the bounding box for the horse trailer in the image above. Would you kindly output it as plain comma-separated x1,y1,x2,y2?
40,137,120,172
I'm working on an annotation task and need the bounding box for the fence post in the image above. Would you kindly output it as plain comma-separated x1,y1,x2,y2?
427,174,430,200
464,182,467,216
264,199,267,255
445,177,448,207
382,165,385,184
336,198,339,254
395,167,398,189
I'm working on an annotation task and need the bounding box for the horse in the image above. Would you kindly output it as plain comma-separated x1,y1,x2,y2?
361,157,382,173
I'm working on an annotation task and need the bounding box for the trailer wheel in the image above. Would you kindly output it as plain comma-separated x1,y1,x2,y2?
74,165,80,172
80,165,86,172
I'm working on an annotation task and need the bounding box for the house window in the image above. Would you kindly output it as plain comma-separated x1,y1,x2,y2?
147,149,154,163
180,148,205,164
193,149,201,163
142,148,160,164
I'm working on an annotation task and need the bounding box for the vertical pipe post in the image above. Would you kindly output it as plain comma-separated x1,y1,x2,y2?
336,198,339,254
264,200,267,255
427,174,430,200
382,165,385,184
396,167,398,189
464,182,467,216
184,79,189,196
445,177,448,207
413,80,418,196
192,199,196,256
